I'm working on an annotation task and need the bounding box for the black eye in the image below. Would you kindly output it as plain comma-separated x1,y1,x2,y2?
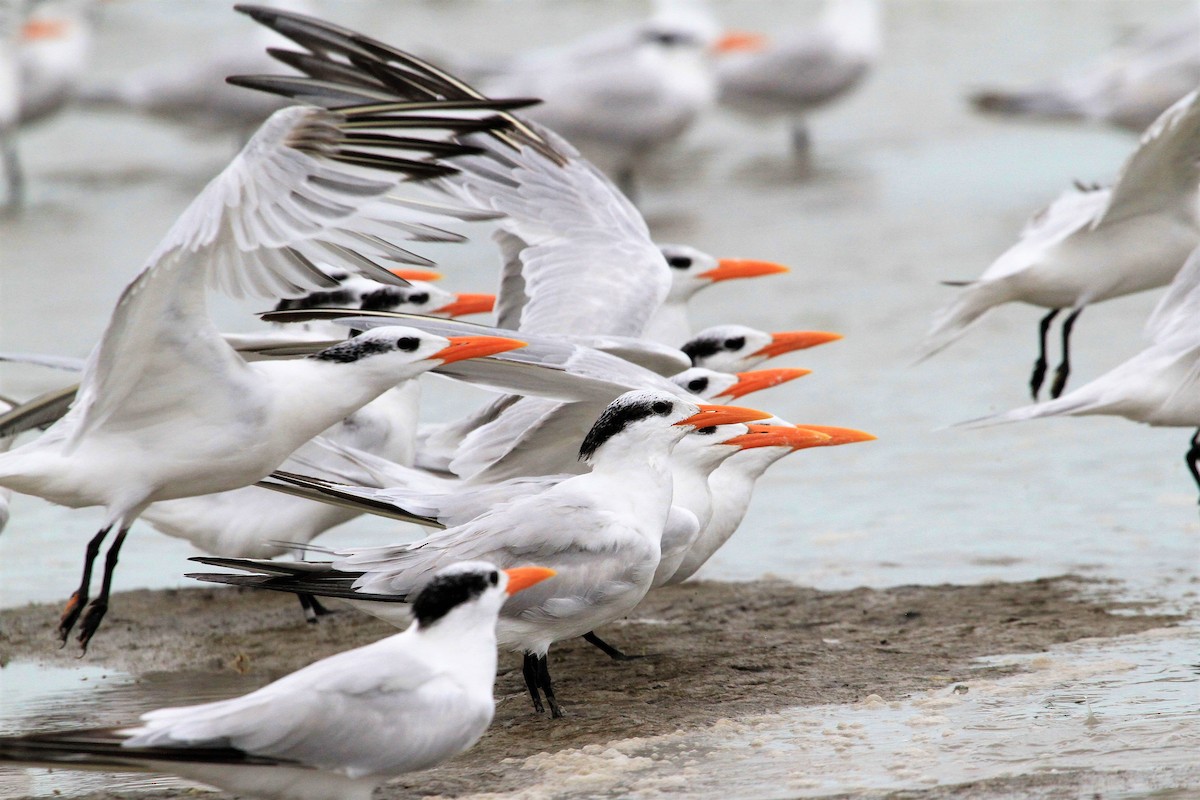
724,337,745,350
696,426,716,435
687,377,708,393
488,570,499,586
667,255,693,270
651,400,672,415
648,31,685,46
396,337,420,352
409,293,429,305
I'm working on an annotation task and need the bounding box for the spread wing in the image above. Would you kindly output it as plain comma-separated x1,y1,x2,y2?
1094,89,1200,229
1145,244,1200,344
66,74,523,447
240,6,671,338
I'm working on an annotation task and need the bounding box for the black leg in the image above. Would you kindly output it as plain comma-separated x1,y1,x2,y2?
1030,309,1060,400
1050,308,1083,399
583,631,642,661
536,654,564,719
76,526,130,652
522,652,545,714
1186,429,1200,507
59,526,112,643
296,592,334,623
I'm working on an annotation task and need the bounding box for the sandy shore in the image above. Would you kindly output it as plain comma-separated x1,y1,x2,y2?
0,576,1185,799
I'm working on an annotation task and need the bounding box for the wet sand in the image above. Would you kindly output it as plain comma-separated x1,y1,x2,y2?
0,575,1183,799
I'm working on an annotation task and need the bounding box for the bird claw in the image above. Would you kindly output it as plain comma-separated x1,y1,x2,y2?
58,592,85,643
75,600,108,653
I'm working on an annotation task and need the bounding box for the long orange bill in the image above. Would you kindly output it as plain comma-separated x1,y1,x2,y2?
433,293,496,318
698,259,790,283
674,404,772,428
724,424,833,450
753,330,843,359
792,425,878,446
719,368,812,399
505,566,557,595
714,30,767,52
22,19,68,40
432,335,526,364
389,268,444,282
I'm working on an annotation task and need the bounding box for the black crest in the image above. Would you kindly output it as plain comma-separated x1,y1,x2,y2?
273,287,357,312
412,569,495,627
681,336,721,364
578,397,674,461
312,336,396,363
359,287,430,312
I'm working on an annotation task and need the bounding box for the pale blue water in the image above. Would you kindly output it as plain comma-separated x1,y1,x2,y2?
1,0,1197,797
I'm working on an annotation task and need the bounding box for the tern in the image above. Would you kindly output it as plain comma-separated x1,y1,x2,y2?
0,65,538,649
921,89,1200,399
971,10,1200,134
716,0,881,155
192,390,771,718
666,423,876,584
0,562,556,800
1,0,92,211
959,245,1200,505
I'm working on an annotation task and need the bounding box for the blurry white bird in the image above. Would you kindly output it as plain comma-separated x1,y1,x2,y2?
0,562,556,800
922,89,1200,399
475,4,722,194
960,245,1200,503
666,422,875,584
77,0,316,137
1,0,93,211
971,10,1200,133
682,324,842,372
0,66,537,649
194,390,771,717
716,0,881,155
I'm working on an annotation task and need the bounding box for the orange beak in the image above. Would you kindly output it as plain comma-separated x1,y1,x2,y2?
753,331,843,359
718,368,812,399
698,259,790,283
715,30,767,53
22,19,69,41
504,566,557,595
432,293,496,318
431,335,526,364
792,425,877,446
724,424,833,450
389,268,444,282
674,404,772,428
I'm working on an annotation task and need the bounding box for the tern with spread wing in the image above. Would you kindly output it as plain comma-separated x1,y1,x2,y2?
0,562,555,800
0,47,538,649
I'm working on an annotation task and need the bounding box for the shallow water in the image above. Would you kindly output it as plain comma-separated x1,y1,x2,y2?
1,0,1198,797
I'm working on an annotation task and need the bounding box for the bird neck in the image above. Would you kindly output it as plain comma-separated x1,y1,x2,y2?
256,357,416,449
412,607,500,687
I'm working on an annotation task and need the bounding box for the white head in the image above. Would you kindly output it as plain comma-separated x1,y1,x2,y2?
658,244,789,304
310,326,525,378
682,324,841,372
670,366,812,401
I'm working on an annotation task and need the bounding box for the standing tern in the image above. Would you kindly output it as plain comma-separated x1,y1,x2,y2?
0,562,556,800
921,89,1200,399
716,0,881,156
0,64,539,650
192,390,772,718
666,423,877,584
959,245,1200,505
